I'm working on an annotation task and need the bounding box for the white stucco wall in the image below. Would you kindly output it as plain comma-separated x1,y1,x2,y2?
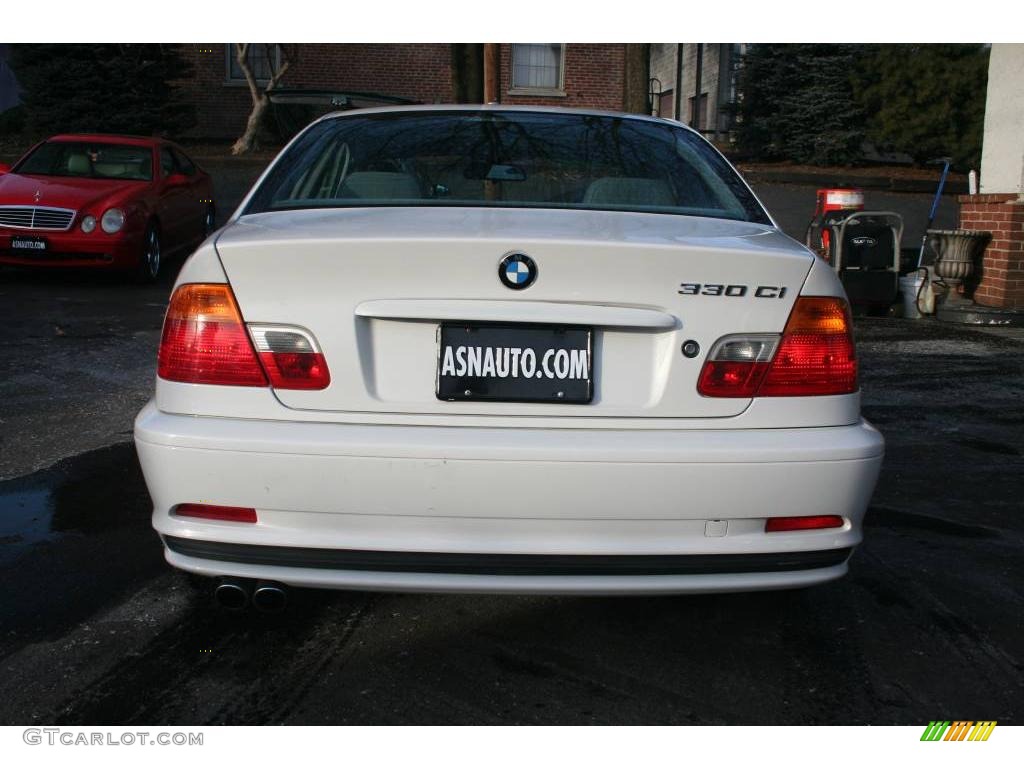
980,44,1024,196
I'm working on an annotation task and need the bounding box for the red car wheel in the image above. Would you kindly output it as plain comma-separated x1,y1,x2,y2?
136,224,161,283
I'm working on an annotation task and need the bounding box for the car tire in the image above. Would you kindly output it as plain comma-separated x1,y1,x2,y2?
136,224,162,284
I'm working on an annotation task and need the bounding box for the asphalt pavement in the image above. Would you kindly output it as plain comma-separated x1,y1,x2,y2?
0,177,1019,725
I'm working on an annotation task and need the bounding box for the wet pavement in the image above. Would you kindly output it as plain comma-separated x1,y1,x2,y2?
0,271,169,480
0,181,1019,725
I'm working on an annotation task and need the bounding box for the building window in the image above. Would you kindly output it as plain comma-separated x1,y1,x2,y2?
226,44,282,84
510,44,565,94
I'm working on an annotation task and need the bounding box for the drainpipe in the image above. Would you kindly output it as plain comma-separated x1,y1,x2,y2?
674,43,683,121
484,43,500,104
691,43,703,130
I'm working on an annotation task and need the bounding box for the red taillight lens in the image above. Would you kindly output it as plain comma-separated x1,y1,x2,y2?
158,284,266,386
173,503,258,523
757,333,857,396
697,297,857,398
697,361,771,397
766,515,844,532
259,351,331,389
249,326,331,390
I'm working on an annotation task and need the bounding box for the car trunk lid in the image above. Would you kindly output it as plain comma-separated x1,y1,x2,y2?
215,206,813,419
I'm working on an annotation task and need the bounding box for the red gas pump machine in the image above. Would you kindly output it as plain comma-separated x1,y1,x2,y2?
805,188,903,312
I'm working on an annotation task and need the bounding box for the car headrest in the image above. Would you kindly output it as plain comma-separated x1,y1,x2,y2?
66,153,91,175
583,177,675,207
339,172,421,200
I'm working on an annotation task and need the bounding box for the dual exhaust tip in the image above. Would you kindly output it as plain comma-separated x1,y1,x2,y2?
214,578,288,613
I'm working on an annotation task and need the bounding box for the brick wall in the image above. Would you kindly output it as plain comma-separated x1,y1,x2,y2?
178,44,453,139
177,43,629,140
958,193,1024,309
498,44,626,111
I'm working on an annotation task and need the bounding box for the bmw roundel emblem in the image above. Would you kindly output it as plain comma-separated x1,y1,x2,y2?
499,253,537,290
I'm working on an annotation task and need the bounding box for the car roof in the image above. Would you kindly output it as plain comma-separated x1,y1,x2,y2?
314,103,702,135
47,134,164,147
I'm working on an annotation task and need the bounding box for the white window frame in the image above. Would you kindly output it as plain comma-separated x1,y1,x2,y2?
508,44,567,97
225,44,283,86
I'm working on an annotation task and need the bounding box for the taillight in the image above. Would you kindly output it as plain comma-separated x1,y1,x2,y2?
697,296,857,398
765,515,844,532
158,284,266,386
249,325,331,390
757,297,857,396
158,284,330,390
173,503,258,523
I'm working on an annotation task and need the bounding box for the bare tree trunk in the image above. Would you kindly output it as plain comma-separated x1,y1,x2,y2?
233,94,269,155
231,43,291,156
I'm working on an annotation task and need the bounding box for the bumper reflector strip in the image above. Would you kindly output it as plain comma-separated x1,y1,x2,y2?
765,515,845,532
172,504,258,524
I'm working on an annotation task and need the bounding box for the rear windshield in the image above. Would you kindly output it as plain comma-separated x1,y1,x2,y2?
15,142,153,181
245,111,771,224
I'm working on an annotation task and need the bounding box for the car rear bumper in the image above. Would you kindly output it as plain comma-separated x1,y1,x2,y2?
134,401,884,594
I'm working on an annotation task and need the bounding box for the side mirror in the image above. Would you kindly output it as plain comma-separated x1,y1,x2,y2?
0,163,11,175
166,172,188,185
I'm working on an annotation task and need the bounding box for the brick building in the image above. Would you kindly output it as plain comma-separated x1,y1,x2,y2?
179,44,631,140
497,44,625,111
648,44,744,139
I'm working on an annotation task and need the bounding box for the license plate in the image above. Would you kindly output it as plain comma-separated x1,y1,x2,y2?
437,324,593,403
10,237,47,251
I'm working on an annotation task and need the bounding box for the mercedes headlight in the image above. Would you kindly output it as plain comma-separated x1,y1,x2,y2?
100,208,125,234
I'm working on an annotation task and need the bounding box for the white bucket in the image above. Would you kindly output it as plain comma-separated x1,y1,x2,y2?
899,273,933,318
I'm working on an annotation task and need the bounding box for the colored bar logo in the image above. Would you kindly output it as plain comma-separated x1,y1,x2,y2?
920,721,997,741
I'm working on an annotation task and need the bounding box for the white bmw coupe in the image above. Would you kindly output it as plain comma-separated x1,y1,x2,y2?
134,106,883,609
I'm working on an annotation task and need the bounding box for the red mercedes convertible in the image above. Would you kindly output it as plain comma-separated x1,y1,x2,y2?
0,134,215,281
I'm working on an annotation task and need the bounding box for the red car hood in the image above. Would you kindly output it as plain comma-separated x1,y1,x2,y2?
0,173,147,213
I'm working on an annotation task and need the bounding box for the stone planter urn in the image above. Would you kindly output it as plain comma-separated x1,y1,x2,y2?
927,229,991,306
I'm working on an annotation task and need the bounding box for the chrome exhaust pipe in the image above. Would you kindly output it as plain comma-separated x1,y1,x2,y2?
251,581,288,613
214,578,251,611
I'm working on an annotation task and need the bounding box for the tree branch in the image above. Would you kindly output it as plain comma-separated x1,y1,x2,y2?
234,43,261,103
266,45,291,92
